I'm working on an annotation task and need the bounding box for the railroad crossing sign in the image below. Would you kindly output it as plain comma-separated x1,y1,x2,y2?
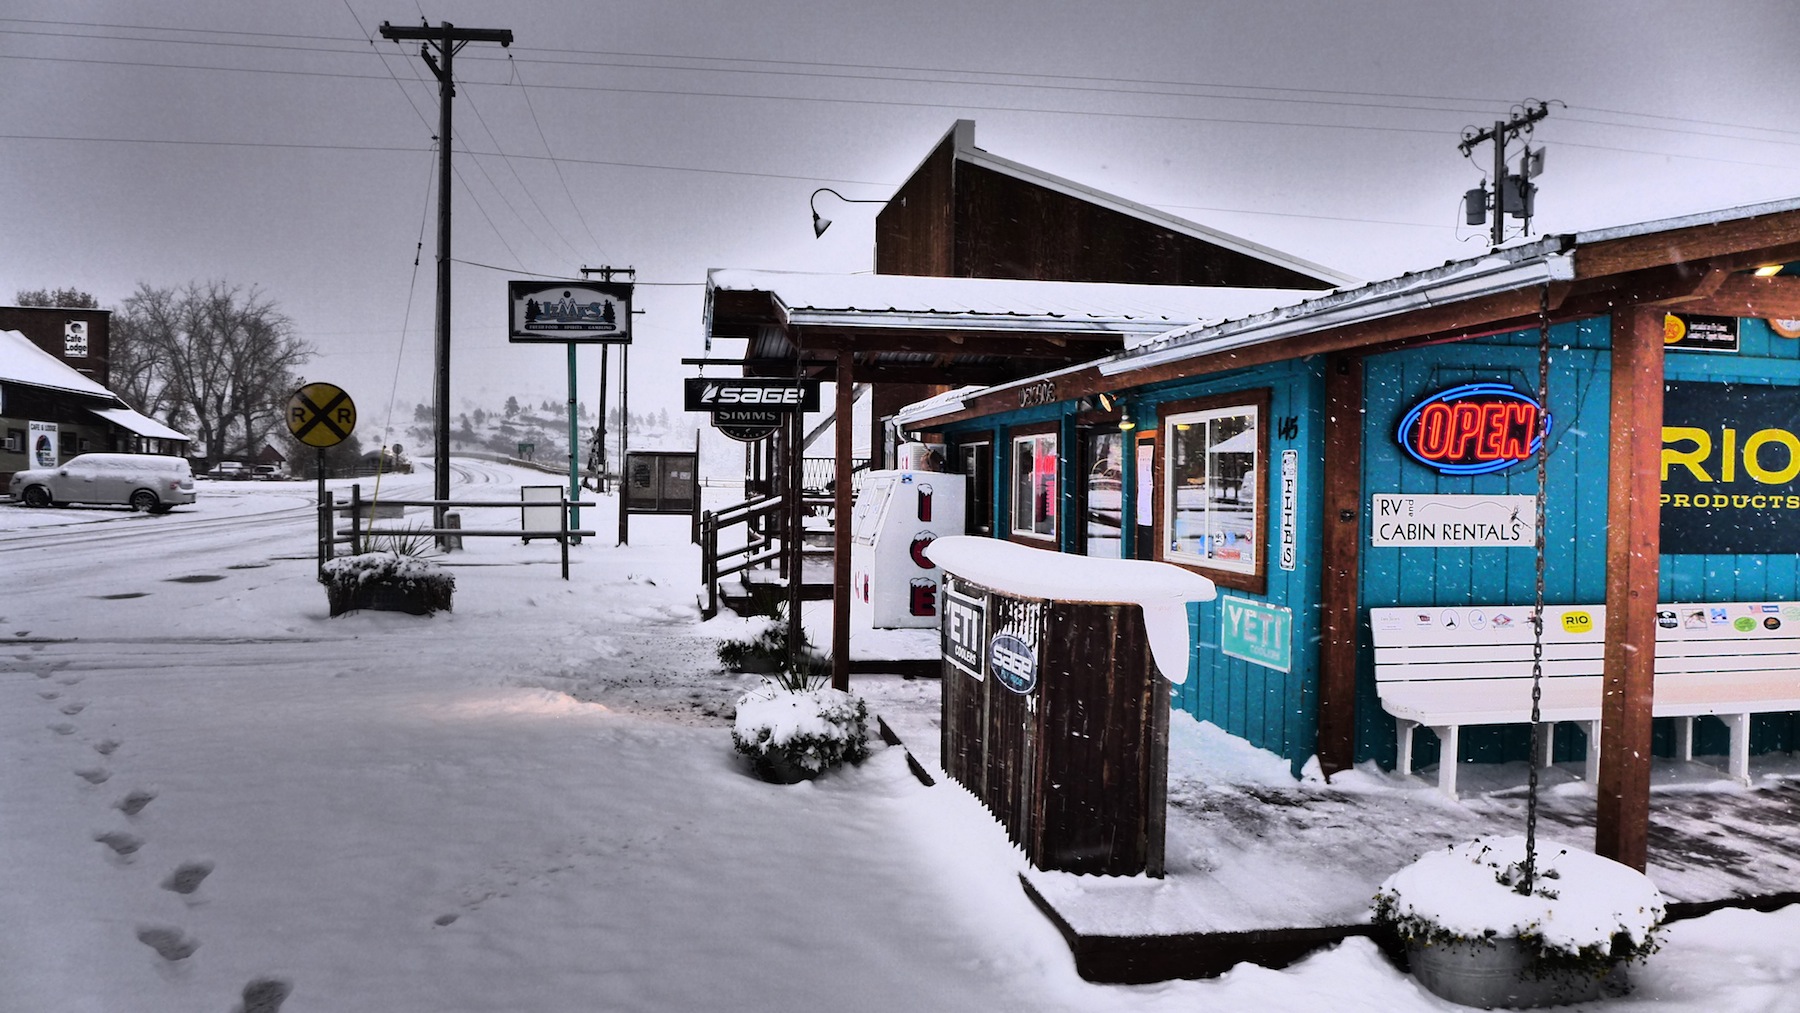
288,382,357,448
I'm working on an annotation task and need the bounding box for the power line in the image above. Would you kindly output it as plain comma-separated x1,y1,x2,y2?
10,16,1800,150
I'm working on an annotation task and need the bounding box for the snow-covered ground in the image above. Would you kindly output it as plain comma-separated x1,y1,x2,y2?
1,460,1797,1012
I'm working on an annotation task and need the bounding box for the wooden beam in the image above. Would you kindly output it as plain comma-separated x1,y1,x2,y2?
832,351,854,692
799,329,1120,358
1663,274,1800,319
1318,354,1363,777
1575,208,1800,278
1596,305,1664,871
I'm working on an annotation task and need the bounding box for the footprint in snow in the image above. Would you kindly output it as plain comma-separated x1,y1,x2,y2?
57,675,82,685
162,861,214,895
96,831,144,856
135,926,198,961
93,740,121,756
48,723,76,736
433,913,459,926
237,977,293,1013
60,702,86,716
117,789,157,816
75,768,111,785
38,690,59,700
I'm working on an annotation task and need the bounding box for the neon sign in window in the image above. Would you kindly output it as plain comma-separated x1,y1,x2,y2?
1397,383,1549,476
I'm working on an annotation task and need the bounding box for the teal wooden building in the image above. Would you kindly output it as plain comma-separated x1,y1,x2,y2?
897,199,1800,866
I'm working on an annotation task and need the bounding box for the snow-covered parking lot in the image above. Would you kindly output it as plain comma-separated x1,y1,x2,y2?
2,461,1797,1012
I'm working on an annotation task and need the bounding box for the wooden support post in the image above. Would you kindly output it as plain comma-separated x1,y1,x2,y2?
1318,353,1364,776
1597,305,1664,871
787,402,805,672
832,354,854,691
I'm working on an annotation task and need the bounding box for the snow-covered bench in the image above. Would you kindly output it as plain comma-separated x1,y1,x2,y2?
1371,602,1800,796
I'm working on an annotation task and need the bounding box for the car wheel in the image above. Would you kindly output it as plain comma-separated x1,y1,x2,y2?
130,490,158,513
21,485,51,508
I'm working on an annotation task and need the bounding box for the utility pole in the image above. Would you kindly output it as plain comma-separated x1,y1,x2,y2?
379,21,513,532
1459,100,1550,247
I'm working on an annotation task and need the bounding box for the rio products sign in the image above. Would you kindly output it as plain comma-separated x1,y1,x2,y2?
1662,381,1800,554
1396,382,1549,476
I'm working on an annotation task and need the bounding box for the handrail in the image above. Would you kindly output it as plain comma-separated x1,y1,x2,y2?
319,483,597,580
699,488,840,618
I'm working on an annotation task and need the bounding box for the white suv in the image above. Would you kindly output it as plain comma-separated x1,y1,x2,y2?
9,453,198,513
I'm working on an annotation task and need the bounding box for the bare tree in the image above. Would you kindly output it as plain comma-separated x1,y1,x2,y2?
112,281,313,462
14,287,99,308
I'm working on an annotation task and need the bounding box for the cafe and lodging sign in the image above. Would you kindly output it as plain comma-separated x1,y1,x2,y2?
895,197,1800,867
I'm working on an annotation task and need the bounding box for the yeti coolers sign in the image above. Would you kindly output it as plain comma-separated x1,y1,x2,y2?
684,378,820,414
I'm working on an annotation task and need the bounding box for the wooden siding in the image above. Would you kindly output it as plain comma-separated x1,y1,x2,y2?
939,577,1170,876
1140,360,1326,776
952,162,1331,289
874,132,955,277
1358,316,1800,771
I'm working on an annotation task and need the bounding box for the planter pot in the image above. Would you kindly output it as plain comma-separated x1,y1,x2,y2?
1407,938,1630,1009
747,749,821,784
327,581,452,617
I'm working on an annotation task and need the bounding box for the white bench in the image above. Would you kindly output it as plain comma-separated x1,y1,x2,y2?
1371,602,1800,796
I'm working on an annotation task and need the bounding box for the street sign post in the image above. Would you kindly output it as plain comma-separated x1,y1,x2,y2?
290,382,358,571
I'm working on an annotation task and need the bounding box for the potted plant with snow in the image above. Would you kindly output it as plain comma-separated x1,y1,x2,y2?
1373,835,1664,1009
714,614,787,674
319,528,455,617
731,654,870,784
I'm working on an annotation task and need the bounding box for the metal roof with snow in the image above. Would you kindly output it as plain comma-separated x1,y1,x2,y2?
0,328,117,399
896,194,1800,427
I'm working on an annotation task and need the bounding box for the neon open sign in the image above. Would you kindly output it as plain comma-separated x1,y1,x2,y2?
1397,383,1550,476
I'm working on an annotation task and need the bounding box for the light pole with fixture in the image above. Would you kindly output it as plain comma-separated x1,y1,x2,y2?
809,188,890,238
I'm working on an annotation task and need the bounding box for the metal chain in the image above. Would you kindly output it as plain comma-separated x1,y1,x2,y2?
1525,282,1551,893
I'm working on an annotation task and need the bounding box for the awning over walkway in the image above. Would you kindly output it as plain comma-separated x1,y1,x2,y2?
704,269,1322,384
89,405,189,442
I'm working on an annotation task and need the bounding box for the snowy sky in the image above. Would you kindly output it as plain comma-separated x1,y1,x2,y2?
5,1,1800,434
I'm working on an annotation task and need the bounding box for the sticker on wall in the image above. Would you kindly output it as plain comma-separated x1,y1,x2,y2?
942,588,986,680
1664,313,1739,353
1560,610,1596,635
1769,318,1800,339
988,632,1038,694
1396,383,1549,476
1220,595,1293,673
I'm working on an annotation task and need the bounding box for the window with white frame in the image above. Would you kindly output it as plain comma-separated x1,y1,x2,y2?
1163,401,1261,575
1010,431,1057,538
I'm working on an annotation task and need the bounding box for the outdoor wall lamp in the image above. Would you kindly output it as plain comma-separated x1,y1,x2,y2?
810,188,891,238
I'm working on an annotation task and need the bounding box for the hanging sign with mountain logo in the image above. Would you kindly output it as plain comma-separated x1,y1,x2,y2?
508,280,632,344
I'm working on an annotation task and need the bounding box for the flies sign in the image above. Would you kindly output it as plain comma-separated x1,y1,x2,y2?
684,378,820,413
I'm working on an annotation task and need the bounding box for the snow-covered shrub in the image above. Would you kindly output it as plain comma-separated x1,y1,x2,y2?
1373,835,1664,978
319,549,455,616
731,684,870,782
714,606,828,689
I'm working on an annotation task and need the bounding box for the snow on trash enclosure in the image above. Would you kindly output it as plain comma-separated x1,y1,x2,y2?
924,535,1216,683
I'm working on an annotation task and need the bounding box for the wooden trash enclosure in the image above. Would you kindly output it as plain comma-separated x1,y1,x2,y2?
940,572,1172,878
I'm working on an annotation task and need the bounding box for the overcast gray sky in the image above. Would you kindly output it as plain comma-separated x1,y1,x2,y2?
6,1,1800,442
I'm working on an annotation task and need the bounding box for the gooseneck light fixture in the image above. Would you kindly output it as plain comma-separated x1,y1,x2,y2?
810,187,890,238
